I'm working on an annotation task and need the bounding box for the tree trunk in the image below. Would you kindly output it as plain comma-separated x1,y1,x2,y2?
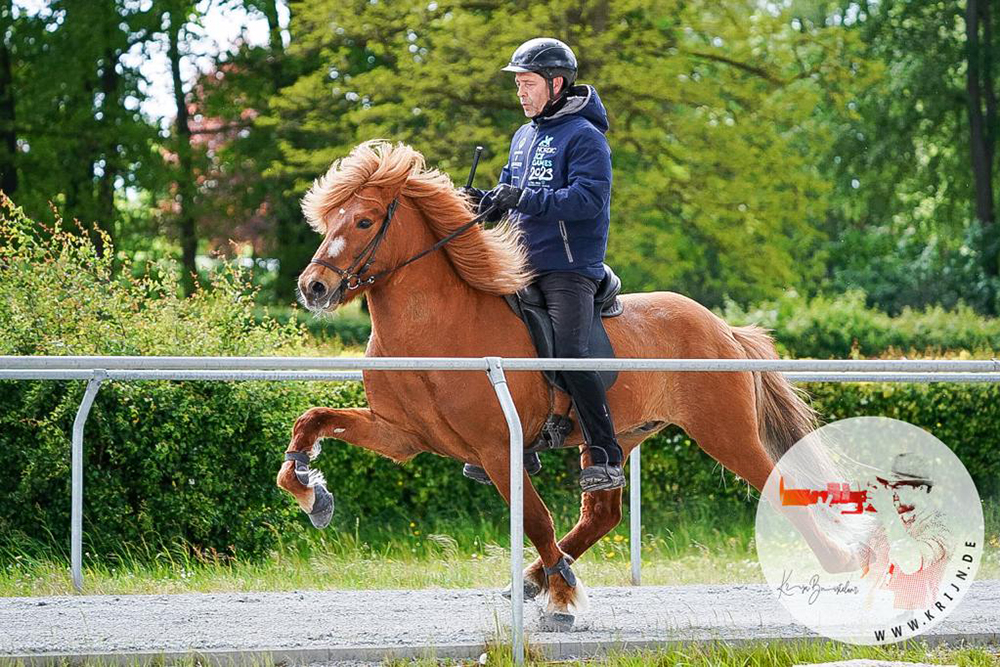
168,12,198,295
1,0,18,197
95,0,121,256
965,0,998,281
94,45,118,257
261,0,285,87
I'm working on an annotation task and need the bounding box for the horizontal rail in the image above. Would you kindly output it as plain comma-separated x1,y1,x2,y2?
0,370,365,382
784,372,1000,383
3,370,1000,383
3,356,1000,373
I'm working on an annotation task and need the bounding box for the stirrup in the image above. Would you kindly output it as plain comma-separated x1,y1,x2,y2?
579,462,626,493
463,452,542,485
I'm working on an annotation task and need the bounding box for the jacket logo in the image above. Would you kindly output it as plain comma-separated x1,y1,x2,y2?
528,135,558,183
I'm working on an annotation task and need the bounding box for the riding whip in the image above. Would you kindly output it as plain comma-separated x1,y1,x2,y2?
466,145,483,188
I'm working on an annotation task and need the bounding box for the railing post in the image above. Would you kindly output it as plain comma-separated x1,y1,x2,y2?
484,356,524,666
630,443,641,586
72,372,104,593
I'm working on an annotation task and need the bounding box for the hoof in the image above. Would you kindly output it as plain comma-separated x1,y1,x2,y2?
501,577,542,601
537,611,575,632
308,484,334,529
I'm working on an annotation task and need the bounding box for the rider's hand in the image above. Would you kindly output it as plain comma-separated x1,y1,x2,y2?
457,185,486,207
487,184,524,211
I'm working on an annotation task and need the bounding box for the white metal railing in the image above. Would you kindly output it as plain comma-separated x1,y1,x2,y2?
2,355,1000,664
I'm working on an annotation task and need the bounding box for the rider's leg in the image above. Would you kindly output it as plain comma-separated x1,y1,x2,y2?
535,271,625,491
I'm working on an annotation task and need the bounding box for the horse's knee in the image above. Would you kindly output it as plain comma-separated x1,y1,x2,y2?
295,406,341,437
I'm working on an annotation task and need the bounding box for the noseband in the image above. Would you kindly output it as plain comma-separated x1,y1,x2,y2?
309,198,497,295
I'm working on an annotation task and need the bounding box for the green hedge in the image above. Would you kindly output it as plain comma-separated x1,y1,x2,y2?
2,196,998,562
0,196,321,559
717,288,1000,359
254,303,371,348
273,286,1000,360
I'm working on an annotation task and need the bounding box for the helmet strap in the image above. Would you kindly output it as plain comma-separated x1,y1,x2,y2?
536,75,568,118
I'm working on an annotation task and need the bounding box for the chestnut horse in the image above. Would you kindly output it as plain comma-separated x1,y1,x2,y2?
277,140,847,627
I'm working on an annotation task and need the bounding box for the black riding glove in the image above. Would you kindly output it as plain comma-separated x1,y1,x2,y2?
487,184,524,212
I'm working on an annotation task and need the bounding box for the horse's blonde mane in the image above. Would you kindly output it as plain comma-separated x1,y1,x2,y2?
301,140,534,295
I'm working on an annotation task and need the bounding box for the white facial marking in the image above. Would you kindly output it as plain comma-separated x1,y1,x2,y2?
325,236,346,259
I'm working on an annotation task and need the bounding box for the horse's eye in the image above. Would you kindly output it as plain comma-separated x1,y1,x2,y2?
357,218,373,229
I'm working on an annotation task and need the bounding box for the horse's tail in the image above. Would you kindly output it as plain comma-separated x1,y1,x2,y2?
729,323,824,465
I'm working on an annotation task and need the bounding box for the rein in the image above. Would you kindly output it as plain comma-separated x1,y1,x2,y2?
310,198,498,294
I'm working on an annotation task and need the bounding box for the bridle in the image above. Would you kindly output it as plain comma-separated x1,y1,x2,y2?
309,197,497,296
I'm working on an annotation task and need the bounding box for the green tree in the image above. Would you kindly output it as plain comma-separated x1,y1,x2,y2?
819,0,1000,314
0,0,17,198
191,0,311,301
3,1,160,255
263,0,873,307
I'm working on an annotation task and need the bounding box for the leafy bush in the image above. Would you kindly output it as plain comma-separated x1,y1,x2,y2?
256,303,371,348
1,195,997,564
0,195,350,559
718,288,1000,359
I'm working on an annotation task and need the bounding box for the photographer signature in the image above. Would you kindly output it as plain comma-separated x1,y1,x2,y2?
776,569,860,605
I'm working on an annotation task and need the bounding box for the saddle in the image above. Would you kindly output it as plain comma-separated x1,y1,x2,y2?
503,263,625,454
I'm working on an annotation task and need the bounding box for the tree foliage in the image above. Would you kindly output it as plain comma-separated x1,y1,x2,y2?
0,0,997,313
262,0,877,307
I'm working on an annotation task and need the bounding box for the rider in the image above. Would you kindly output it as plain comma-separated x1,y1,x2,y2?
461,37,625,493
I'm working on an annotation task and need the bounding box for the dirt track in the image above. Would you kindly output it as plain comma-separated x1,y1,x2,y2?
2,581,998,663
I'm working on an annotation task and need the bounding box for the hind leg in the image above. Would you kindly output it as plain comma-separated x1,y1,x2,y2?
517,434,649,595
676,373,859,573
478,454,589,629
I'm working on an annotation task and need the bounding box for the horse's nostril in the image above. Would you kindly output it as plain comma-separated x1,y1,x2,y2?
310,281,327,297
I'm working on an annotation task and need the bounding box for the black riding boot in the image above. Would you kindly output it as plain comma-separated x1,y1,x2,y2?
536,271,625,492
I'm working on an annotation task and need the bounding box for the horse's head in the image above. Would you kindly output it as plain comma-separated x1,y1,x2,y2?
297,140,533,313
297,182,403,312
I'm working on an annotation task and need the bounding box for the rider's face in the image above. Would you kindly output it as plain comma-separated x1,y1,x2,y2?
514,72,562,117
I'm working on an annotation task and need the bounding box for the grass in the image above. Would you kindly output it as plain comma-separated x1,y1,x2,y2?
2,502,998,597
0,509,762,596
476,638,1000,666
0,639,997,666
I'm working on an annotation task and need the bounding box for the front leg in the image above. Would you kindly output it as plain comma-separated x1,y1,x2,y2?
277,407,423,527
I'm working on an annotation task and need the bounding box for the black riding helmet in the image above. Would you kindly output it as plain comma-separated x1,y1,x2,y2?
502,38,578,113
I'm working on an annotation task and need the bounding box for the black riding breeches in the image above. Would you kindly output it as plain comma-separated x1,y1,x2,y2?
534,271,623,466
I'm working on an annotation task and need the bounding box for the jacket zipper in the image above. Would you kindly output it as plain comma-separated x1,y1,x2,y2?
518,127,540,188
514,126,541,225
558,220,574,263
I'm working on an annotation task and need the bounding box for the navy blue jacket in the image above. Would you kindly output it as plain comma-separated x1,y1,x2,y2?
482,85,612,282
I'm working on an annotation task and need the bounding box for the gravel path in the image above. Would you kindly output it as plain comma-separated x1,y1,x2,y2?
2,581,998,663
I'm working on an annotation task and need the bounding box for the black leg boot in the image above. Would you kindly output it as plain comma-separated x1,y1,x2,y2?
462,452,542,485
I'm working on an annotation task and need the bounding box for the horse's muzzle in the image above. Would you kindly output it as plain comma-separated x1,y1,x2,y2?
303,284,344,313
